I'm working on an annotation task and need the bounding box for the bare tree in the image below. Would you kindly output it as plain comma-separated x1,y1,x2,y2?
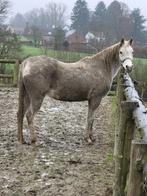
22,2,67,34
0,0,10,24
10,13,26,29
45,2,67,30
25,9,40,27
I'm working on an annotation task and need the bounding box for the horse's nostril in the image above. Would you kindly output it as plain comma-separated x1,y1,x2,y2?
126,65,132,73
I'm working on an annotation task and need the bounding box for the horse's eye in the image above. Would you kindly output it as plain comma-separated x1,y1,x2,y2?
120,51,123,54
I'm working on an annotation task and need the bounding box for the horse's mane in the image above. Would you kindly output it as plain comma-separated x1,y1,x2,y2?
94,43,120,62
81,43,120,69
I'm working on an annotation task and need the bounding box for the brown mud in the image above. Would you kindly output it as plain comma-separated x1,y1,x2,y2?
0,88,114,196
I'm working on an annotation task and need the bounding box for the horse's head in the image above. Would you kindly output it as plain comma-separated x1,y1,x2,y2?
119,38,134,72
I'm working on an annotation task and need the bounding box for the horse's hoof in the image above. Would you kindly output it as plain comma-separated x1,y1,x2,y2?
18,138,26,144
84,137,94,145
90,136,96,142
31,138,36,144
87,138,93,145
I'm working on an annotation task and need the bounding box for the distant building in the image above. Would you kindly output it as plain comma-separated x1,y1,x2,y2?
41,35,55,48
85,32,105,43
6,26,15,34
9,26,24,35
65,30,86,44
65,30,97,53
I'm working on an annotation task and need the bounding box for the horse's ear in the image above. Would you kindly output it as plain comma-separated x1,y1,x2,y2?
120,38,125,47
129,38,133,45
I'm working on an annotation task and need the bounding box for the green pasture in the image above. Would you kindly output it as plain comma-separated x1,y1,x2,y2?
133,58,147,81
22,46,43,57
134,58,147,65
21,46,88,62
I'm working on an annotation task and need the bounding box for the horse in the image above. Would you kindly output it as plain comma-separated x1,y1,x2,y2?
17,38,134,144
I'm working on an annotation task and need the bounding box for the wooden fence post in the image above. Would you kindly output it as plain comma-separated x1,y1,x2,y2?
113,72,147,196
127,140,147,196
13,59,20,86
113,70,125,196
114,69,125,157
113,70,139,196
120,101,137,195
113,101,136,196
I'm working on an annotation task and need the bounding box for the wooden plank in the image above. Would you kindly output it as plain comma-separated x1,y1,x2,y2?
13,59,20,87
113,101,136,196
127,140,147,196
0,74,13,78
124,73,147,140
0,59,20,87
0,83,14,87
0,59,19,64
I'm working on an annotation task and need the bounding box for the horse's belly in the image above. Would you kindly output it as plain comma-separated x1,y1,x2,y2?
48,88,88,102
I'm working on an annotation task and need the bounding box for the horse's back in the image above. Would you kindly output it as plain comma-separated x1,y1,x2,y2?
20,56,60,95
21,56,58,75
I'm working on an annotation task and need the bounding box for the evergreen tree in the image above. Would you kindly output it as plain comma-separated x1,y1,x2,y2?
53,27,65,50
71,0,89,35
131,8,147,44
90,1,106,32
105,0,122,42
94,1,106,18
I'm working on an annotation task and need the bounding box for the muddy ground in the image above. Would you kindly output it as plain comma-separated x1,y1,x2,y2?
0,88,114,196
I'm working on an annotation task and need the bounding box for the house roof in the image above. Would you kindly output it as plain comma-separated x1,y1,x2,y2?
65,29,76,37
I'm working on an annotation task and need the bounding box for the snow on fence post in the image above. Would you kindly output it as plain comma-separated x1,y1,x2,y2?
123,73,147,140
123,73,147,196
113,70,147,196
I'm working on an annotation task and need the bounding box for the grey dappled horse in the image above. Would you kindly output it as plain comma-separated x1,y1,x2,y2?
17,38,134,144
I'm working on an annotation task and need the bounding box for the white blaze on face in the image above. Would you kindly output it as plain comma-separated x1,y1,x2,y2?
119,40,133,71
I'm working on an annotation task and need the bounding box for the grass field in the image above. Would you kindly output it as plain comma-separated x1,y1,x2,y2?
21,46,88,62
22,46,43,57
21,45,147,62
22,45,147,62
133,58,147,81
134,57,147,65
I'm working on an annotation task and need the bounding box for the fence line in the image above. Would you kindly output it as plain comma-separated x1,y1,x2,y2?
113,69,147,196
0,59,20,87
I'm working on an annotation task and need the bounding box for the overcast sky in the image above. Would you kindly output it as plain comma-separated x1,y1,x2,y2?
9,0,147,21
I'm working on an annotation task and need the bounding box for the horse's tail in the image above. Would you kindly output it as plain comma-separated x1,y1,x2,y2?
17,67,25,143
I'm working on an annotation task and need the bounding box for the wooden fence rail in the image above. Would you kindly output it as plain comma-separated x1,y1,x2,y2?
0,59,20,87
113,69,147,196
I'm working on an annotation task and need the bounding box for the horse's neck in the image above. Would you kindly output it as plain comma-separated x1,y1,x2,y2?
90,43,121,79
111,64,121,79
103,44,121,79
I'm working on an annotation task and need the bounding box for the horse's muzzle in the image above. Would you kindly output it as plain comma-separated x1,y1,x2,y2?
125,65,133,73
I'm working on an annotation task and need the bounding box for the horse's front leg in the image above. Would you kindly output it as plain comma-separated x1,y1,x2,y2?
85,97,102,144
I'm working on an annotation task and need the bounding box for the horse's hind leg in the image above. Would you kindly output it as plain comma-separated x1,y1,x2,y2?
18,93,30,144
26,95,44,144
85,97,102,144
